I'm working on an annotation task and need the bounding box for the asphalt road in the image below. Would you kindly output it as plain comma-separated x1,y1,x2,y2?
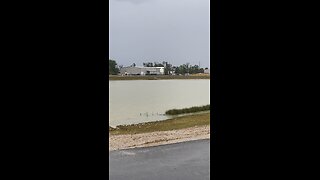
109,139,210,180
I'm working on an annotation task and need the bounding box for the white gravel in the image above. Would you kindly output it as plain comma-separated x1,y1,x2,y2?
109,125,210,151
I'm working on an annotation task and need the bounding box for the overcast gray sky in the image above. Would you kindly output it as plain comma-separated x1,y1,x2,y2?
109,0,210,68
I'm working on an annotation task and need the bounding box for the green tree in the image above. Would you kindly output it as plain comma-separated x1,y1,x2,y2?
109,59,119,75
154,62,164,67
163,61,173,75
143,62,154,67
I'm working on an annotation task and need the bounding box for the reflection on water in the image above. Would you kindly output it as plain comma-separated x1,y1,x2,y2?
109,79,210,126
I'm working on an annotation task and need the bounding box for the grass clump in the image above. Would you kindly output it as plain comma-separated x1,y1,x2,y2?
165,105,210,115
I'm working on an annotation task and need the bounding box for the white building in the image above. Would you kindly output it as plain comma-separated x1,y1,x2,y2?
120,66,165,75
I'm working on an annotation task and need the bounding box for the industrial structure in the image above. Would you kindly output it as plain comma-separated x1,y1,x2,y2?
119,66,165,75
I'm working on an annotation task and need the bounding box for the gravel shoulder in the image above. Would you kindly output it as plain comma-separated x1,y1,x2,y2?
109,125,210,151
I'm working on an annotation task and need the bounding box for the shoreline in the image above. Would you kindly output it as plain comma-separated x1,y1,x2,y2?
110,112,210,135
109,125,210,151
109,110,210,151
109,75,210,81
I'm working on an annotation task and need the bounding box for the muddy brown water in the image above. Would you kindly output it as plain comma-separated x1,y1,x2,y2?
109,79,210,126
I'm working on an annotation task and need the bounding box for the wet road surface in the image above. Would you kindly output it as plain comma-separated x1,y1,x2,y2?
109,139,210,180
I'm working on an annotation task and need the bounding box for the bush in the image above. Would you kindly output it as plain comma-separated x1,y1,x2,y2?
165,105,210,115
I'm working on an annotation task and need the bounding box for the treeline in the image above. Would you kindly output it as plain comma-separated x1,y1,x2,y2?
175,64,205,75
165,105,210,115
109,59,209,75
142,61,206,75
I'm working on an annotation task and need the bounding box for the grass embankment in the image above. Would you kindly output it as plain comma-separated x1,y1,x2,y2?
109,112,210,135
165,105,210,115
109,75,210,81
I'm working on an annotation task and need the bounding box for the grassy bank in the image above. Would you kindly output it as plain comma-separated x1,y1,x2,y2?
165,105,210,115
109,75,210,81
109,112,210,135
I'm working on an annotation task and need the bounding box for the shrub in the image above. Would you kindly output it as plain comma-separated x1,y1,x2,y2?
165,105,210,115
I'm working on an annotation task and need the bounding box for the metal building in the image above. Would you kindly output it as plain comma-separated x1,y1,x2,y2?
120,67,165,75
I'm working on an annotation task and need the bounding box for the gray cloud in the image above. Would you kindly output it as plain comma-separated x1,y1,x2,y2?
110,0,210,68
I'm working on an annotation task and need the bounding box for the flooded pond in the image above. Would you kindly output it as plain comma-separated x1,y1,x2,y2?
109,79,210,126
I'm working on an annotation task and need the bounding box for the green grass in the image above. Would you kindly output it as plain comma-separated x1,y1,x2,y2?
165,105,210,115
109,112,210,135
109,75,210,81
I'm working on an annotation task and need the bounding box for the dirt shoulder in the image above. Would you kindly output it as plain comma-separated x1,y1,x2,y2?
109,125,210,151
